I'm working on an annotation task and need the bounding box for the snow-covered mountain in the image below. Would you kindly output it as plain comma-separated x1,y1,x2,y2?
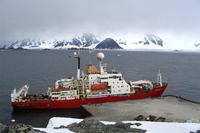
115,34,166,50
1,33,200,51
0,33,101,50
144,34,163,46
2,33,198,51
54,33,100,49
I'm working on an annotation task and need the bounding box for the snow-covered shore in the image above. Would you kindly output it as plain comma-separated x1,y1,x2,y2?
35,117,200,133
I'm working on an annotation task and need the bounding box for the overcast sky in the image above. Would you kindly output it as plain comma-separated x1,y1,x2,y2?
0,0,200,41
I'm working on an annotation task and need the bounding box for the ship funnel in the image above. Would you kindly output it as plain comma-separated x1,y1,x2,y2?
97,52,105,74
74,51,80,80
157,69,163,86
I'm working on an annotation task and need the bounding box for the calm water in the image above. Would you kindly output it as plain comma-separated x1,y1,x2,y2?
0,50,200,126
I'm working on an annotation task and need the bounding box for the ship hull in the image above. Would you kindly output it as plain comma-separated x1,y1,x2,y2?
12,83,167,109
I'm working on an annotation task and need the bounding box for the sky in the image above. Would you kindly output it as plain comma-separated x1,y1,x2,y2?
0,0,200,44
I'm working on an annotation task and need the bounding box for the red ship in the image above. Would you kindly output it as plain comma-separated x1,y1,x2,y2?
11,52,167,109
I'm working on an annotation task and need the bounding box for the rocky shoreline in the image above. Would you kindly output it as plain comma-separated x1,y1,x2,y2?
55,119,146,133
1,117,200,133
0,119,146,133
0,123,45,133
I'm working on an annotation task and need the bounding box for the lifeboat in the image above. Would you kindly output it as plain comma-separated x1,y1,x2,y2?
91,83,107,91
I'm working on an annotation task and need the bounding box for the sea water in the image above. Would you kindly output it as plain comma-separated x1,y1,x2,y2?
0,50,200,126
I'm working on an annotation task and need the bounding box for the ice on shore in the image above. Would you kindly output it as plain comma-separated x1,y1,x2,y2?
35,117,200,133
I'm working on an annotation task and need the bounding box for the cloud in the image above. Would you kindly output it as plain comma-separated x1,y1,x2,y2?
0,0,200,41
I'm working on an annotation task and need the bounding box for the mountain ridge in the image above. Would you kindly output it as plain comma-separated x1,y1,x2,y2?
0,33,165,50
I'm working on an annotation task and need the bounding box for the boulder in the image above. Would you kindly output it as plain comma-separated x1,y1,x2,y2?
66,119,146,133
0,123,8,133
8,123,34,133
134,115,144,121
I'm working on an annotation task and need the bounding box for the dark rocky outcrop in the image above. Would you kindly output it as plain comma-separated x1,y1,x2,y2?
134,115,166,122
54,119,146,133
190,129,200,133
0,123,45,133
95,38,122,49
8,123,35,133
0,123,8,133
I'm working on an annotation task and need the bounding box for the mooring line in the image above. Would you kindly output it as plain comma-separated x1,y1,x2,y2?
163,95,200,104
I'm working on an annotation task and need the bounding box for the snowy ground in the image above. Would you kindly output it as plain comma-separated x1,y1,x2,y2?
35,117,200,133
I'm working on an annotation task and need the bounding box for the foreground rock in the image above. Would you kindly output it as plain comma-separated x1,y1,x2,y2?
40,117,200,133
54,119,146,133
0,123,45,133
134,115,166,122
0,123,8,133
83,96,200,122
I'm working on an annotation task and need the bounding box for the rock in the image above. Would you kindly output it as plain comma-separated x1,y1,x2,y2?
134,115,144,121
190,130,200,133
145,115,157,121
54,125,68,129
0,123,8,133
114,122,133,129
134,123,142,126
134,115,166,122
67,119,146,133
156,117,166,122
8,123,34,133
34,129,46,133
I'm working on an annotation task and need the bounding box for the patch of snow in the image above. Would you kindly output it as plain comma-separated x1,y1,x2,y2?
46,117,82,128
35,128,73,133
124,121,200,133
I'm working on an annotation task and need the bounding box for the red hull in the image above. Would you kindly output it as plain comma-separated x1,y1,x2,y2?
12,83,167,109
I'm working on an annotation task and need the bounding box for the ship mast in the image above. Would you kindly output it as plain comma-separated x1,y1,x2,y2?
74,50,80,80
157,69,163,86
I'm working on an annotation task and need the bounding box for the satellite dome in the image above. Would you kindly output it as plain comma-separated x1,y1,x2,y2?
74,52,77,56
97,52,105,61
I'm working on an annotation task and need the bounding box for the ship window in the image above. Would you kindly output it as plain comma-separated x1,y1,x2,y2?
101,77,108,79
121,85,124,87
